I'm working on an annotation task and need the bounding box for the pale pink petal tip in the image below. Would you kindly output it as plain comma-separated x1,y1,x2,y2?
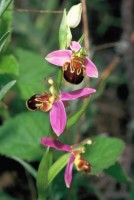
85,57,98,78
50,100,66,136
41,137,71,152
70,41,81,52
64,154,75,188
45,50,72,66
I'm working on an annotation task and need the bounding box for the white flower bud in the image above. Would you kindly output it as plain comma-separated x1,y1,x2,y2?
67,3,82,28
86,139,92,145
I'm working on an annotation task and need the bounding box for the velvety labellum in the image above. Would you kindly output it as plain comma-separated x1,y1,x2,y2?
26,92,52,112
26,94,41,111
77,158,92,173
63,56,86,84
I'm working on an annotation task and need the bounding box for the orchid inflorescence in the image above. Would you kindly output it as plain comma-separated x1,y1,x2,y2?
26,3,98,188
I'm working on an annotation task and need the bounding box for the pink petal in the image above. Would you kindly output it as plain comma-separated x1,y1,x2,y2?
41,137,71,152
64,154,75,188
60,88,96,101
85,57,98,78
70,41,81,52
50,100,66,136
45,50,72,66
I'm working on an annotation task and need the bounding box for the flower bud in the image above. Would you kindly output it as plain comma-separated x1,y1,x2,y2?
67,3,82,28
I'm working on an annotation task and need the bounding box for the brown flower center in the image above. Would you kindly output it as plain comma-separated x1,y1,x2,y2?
26,92,56,112
62,56,86,84
72,149,92,174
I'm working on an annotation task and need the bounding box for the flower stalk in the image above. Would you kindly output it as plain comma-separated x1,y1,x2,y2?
26,2,99,199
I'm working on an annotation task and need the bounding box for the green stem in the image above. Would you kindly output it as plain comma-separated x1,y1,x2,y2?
37,8,67,199
57,68,63,88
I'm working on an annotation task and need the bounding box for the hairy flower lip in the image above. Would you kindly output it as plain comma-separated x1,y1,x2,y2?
26,93,53,112
45,41,98,79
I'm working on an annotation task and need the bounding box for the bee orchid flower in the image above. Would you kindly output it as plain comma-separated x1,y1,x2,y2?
41,137,92,188
45,41,98,84
26,78,96,136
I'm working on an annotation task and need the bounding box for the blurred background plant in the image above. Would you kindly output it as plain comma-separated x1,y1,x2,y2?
0,0,134,199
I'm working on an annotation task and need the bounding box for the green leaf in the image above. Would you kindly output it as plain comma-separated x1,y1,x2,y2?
0,55,19,75
0,111,50,160
0,1,13,48
59,9,68,49
48,153,70,185
67,97,90,129
0,31,10,52
36,149,50,200
0,80,16,101
84,136,125,175
15,48,55,99
0,0,12,17
37,152,70,200
104,162,131,183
